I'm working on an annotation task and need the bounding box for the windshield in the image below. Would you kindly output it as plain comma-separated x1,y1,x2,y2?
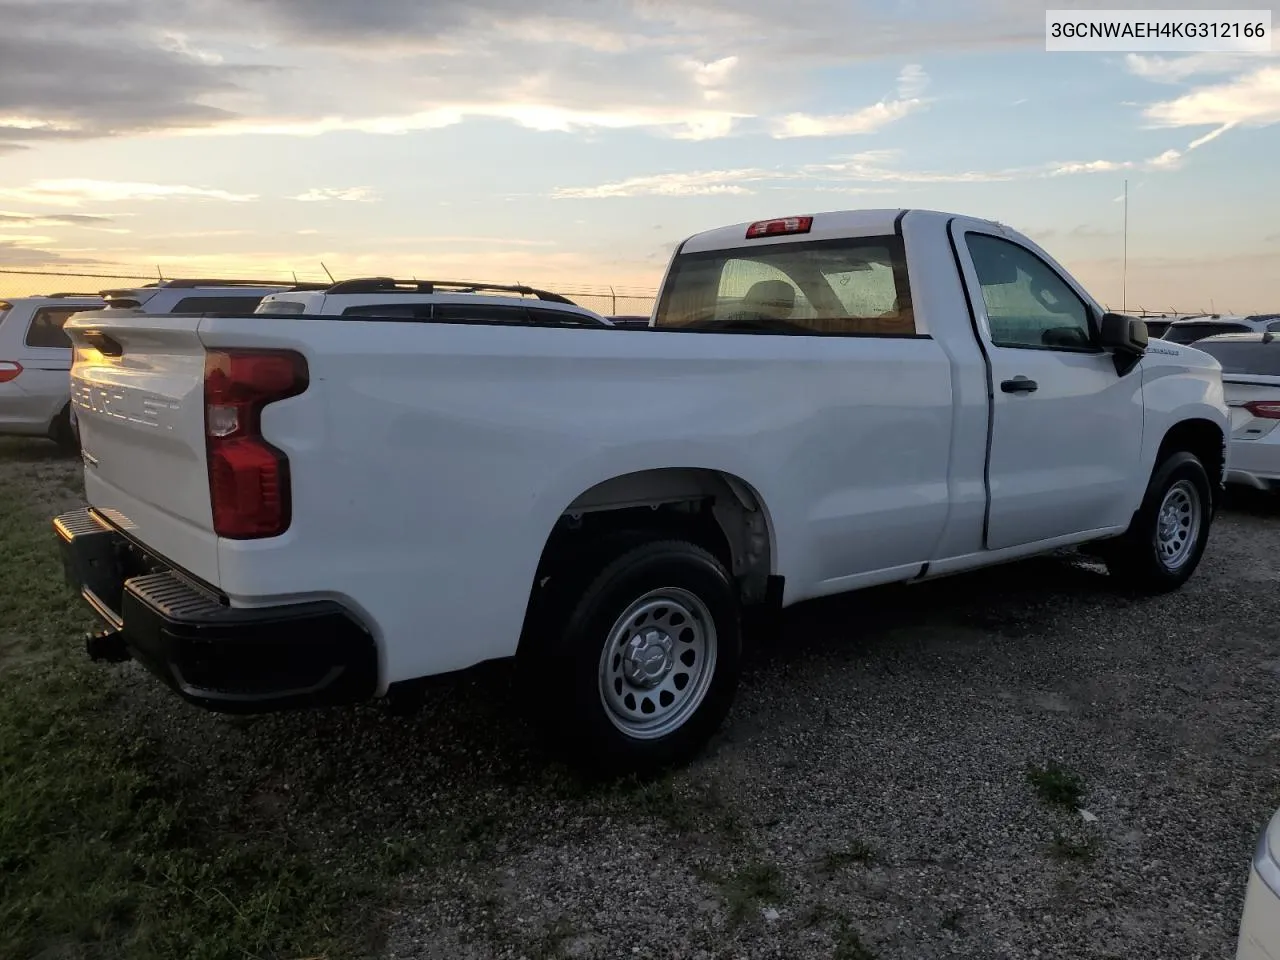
654,236,914,335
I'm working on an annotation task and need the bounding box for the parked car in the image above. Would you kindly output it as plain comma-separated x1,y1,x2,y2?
55,208,1228,773
1236,807,1280,958
1191,332,1280,492
96,278,325,316
0,293,106,448
1163,315,1280,344
255,277,612,326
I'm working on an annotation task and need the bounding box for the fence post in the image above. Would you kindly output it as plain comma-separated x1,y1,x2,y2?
609,286,616,315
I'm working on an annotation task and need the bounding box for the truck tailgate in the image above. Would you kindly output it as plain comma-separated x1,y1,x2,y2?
67,316,220,586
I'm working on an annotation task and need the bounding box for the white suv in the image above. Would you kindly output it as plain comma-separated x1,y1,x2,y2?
97,278,325,316
255,278,613,326
4,280,321,449
0,293,107,447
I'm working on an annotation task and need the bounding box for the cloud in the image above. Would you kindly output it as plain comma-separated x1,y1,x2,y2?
1144,65,1280,129
291,187,380,202
772,64,930,138
0,239,108,266
1124,52,1276,83
554,168,779,199
0,0,271,150
0,212,115,227
0,180,257,207
554,140,1212,198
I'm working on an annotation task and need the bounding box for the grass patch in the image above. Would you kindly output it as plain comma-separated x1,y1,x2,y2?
1048,833,1099,863
819,840,876,873
1026,762,1087,810
834,918,877,960
0,463,391,959
697,861,787,927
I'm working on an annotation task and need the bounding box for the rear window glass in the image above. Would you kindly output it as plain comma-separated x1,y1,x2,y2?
654,236,915,335
1194,339,1280,376
24,307,89,349
1164,322,1251,344
171,296,266,314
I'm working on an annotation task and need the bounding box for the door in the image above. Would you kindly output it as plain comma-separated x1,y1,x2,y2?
951,226,1144,550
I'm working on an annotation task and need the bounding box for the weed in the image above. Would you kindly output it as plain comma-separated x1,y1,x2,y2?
698,861,787,927
1026,762,1087,810
1049,833,1099,863
819,840,876,873
834,918,877,960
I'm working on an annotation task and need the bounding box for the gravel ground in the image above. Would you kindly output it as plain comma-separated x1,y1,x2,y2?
5,439,1279,959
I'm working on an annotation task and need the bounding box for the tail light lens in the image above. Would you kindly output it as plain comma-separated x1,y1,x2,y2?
1244,400,1280,420
204,349,308,539
0,360,22,383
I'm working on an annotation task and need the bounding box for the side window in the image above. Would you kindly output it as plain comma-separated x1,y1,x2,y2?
528,307,594,326
342,303,434,318
24,308,81,349
1269,321,1280,333
965,233,1093,350
170,296,267,314
433,304,531,324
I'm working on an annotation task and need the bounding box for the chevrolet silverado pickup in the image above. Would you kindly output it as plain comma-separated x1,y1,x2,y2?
54,209,1229,773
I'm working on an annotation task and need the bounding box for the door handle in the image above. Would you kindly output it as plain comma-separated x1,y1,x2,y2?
1000,376,1038,394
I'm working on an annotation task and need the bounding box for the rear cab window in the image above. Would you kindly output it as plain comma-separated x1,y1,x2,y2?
654,236,916,335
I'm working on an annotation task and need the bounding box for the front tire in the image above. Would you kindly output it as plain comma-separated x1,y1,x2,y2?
530,539,742,776
1105,451,1212,593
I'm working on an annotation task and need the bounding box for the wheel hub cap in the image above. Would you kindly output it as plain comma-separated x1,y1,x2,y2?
623,629,674,688
596,586,719,741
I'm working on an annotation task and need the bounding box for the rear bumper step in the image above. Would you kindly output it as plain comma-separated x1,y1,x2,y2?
53,507,378,714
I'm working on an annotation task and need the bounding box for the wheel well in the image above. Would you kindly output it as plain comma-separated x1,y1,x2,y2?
1157,418,1225,507
532,468,774,605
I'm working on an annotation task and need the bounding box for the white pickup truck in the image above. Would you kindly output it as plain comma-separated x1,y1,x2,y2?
54,208,1228,773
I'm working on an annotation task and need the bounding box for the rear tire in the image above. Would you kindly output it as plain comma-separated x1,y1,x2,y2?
1104,451,1212,593
49,404,78,453
524,538,742,776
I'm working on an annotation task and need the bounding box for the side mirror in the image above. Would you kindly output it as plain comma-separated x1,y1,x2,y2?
1099,312,1148,375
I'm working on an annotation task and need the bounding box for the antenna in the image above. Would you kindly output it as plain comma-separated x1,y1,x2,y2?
156,264,164,281
320,262,335,283
292,271,298,284
1122,178,1128,313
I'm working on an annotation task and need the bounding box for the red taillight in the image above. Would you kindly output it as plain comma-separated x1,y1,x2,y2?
204,349,308,539
745,216,813,239
1245,400,1280,420
0,360,22,383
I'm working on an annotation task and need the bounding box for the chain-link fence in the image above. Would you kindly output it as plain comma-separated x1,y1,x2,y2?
0,267,657,318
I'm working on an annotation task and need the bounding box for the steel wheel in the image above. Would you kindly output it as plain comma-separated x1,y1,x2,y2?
1154,478,1201,571
597,586,718,741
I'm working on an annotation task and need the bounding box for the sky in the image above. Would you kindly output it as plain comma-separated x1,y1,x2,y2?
0,0,1278,312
